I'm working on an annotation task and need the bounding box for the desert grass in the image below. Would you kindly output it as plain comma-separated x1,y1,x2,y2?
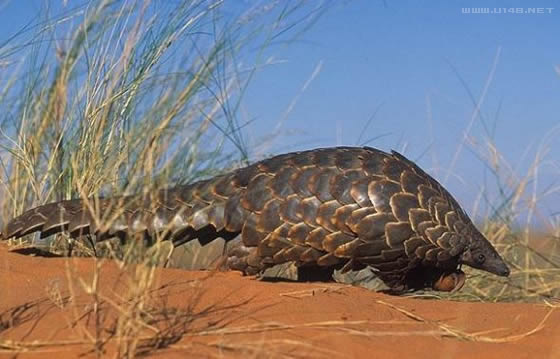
0,267,255,357
0,0,328,357
421,122,560,303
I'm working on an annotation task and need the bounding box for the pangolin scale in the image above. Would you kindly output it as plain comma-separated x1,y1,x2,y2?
1,146,510,292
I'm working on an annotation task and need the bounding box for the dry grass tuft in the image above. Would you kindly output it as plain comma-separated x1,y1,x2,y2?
0,0,326,357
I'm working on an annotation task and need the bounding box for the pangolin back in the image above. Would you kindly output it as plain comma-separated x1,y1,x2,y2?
1,146,510,292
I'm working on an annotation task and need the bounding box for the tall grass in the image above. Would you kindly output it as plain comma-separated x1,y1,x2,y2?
0,1,326,356
0,0,325,221
449,133,560,302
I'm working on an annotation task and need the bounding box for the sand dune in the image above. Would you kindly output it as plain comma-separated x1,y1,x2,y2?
1,243,558,358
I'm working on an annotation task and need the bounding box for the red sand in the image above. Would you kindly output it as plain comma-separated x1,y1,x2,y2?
1,243,558,358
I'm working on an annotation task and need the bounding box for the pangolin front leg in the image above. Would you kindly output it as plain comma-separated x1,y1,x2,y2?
1,146,510,292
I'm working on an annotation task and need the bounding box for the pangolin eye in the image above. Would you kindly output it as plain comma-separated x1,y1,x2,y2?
475,253,486,264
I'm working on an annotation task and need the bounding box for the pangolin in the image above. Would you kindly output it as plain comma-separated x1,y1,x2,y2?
1,146,510,292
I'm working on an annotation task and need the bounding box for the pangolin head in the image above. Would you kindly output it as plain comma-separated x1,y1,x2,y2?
459,227,510,277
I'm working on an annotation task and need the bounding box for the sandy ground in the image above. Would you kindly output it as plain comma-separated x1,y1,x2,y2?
1,243,558,359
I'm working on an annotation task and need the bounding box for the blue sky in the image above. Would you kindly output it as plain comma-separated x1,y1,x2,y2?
245,1,559,156
1,0,559,224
